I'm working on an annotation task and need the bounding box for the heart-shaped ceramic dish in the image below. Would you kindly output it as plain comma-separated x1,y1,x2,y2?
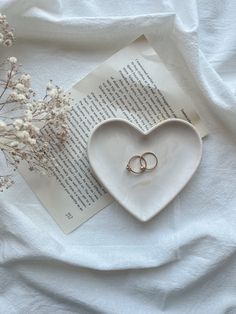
88,118,202,221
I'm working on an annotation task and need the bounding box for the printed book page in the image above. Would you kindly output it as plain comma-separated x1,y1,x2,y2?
19,35,207,234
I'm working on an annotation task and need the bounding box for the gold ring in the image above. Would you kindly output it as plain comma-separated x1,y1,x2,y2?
141,152,158,171
126,155,147,174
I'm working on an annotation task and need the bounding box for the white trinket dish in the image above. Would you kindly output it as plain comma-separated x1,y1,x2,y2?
87,118,202,222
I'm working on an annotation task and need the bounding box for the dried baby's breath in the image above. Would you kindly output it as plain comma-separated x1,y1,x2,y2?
0,13,72,191
0,13,14,47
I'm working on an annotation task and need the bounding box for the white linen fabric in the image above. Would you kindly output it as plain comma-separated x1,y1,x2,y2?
0,0,236,313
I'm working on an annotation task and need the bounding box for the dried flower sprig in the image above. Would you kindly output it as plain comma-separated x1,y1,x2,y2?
0,13,72,191
0,13,14,47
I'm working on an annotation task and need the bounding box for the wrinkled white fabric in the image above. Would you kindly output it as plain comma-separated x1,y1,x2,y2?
0,0,236,313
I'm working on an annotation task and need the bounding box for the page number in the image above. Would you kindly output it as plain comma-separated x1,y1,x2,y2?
65,212,73,220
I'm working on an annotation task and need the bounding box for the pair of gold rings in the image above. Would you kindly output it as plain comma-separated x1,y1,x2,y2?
126,152,158,174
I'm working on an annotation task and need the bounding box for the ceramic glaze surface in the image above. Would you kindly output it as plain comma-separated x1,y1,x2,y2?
88,119,202,221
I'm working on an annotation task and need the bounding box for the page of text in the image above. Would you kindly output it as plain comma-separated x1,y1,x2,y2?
19,35,207,233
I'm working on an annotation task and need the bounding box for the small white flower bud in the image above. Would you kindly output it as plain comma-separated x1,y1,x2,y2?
20,74,31,82
7,31,14,38
0,120,7,130
47,81,54,90
47,88,57,97
4,39,13,47
23,122,30,129
8,56,17,64
26,103,33,110
29,138,36,145
17,94,26,101
32,126,40,134
17,130,32,141
25,110,32,121
15,83,25,91
9,141,19,147
13,119,23,129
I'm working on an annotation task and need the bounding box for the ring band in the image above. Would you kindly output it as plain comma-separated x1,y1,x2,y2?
140,152,158,170
126,155,147,174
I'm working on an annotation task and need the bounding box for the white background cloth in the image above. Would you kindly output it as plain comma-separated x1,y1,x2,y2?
0,0,236,313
